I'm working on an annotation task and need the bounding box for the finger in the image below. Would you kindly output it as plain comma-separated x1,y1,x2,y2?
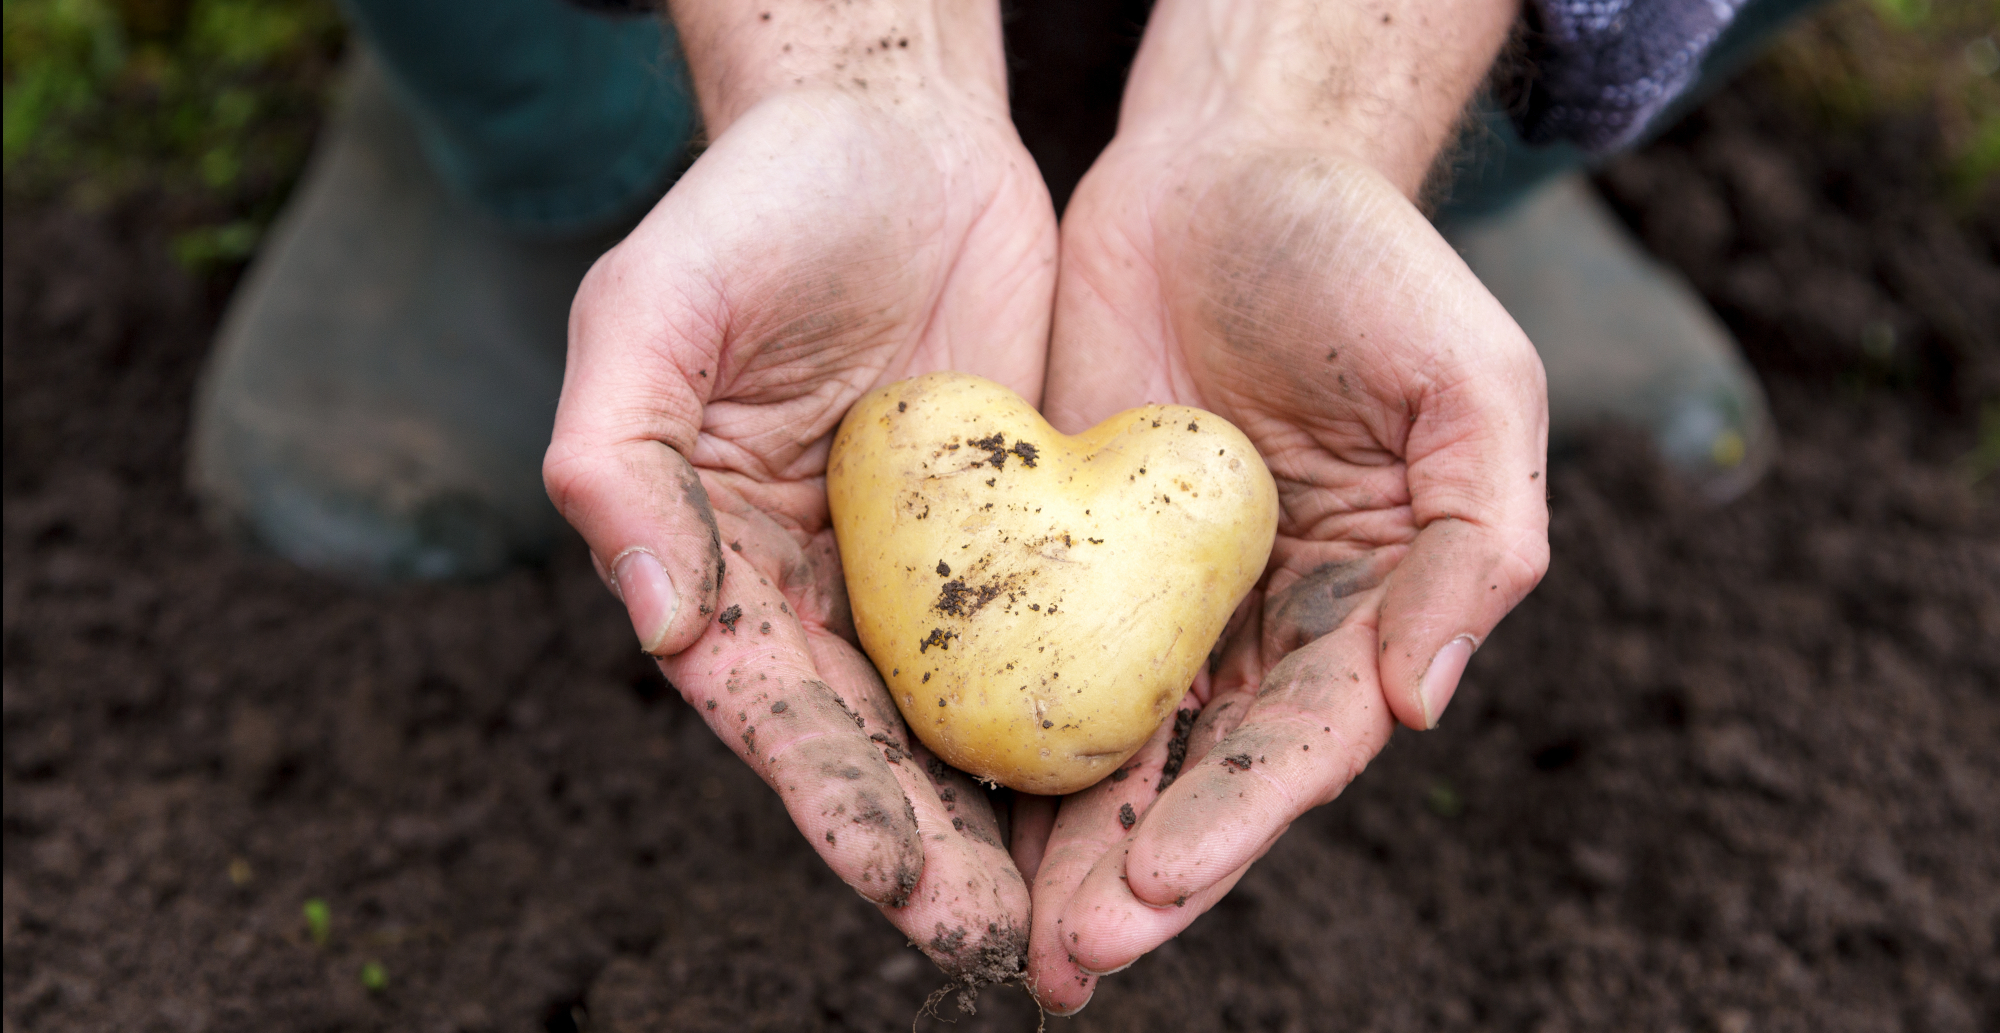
1377,286,1550,729
1025,691,1195,1014
1117,621,1395,911
1041,173,1181,435
1063,834,1273,976
660,522,926,909
1009,793,1057,882
544,230,724,658
806,631,1031,987
1039,677,1258,981
1376,512,1547,729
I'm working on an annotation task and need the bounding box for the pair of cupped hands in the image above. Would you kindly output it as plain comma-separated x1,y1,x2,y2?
542,0,1548,1014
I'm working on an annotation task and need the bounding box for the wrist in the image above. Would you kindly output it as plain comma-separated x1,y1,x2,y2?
1116,0,1520,195
665,0,1010,135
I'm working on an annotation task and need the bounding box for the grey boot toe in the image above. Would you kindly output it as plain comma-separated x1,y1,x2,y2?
1447,174,1777,504
192,55,615,580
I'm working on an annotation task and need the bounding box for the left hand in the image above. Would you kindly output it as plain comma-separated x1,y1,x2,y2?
1010,0,1547,1012
543,0,1057,986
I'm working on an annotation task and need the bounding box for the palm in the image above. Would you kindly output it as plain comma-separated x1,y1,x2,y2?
1049,147,1448,658
549,90,1057,983
1023,140,1549,1011
661,92,1056,651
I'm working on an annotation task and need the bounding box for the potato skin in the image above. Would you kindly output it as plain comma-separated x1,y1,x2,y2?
827,372,1278,795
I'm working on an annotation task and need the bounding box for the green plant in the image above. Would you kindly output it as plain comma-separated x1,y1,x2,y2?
360,959,387,993
1960,401,2000,485
171,217,258,267
1766,0,2000,208
4,0,344,266
1,0,123,166
1425,779,1465,819
1865,0,1935,30
302,896,330,945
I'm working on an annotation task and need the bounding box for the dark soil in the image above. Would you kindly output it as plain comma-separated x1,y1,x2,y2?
6,11,1999,1033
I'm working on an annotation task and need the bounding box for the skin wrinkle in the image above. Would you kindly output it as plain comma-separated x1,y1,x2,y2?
922,167,1011,360
1260,429,1404,489
742,284,889,383
1405,344,1523,433
729,283,903,398
571,269,718,446
540,442,654,530
653,272,731,409
798,376,876,449
684,136,1048,472
1264,442,1408,498
1493,522,1553,600
1412,457,1510,524
1283,501,1417,551
578,359,711,456
703,477,827,545
758,727,833,769
1255,397,1407,463
706,475,818,535
1272,488,1432,552
682,650,815,691
1182,168,1458,451
686,428,782,480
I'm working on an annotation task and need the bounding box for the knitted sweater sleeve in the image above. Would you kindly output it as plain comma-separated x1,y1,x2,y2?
1507,0,1750,151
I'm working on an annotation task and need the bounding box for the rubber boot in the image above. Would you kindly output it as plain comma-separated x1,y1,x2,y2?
1446,174,1777,504
191,53,620,580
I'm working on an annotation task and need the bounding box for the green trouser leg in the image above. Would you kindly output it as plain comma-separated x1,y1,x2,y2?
337,0,698,234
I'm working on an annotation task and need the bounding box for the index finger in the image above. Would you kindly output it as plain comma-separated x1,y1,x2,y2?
664,503,1032,986
660,510,927,907
1055,619,1397,972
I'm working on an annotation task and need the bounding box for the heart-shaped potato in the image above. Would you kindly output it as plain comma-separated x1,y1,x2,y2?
827,373,1277,795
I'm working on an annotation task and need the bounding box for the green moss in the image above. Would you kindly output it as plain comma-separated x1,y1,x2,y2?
1765,0,2000,208
302,896,331,946
1960,402,2000,486
4,0,345,265
1425,779,1465,819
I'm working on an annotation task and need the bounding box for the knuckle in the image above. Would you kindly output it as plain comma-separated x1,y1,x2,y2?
539,449,606,524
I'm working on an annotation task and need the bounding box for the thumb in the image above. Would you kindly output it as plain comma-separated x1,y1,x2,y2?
1376,327,1550,729
543,235,725,657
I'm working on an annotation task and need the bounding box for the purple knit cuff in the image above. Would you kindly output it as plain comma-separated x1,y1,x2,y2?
1511,0,1750,151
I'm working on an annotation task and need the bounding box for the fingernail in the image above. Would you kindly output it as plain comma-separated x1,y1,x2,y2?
1420,635,1477,729
1046,993,1092,1017
614,550,678,654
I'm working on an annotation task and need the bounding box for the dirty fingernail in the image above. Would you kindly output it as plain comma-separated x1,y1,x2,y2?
615,550,678,654
1045,992,1093,1017
1420,635,1477,729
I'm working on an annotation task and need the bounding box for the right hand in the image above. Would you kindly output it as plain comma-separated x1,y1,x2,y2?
1004,0,1543,1012
541,0,1056,984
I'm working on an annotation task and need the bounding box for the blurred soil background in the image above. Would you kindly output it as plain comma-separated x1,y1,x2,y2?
4,0,1997,1030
